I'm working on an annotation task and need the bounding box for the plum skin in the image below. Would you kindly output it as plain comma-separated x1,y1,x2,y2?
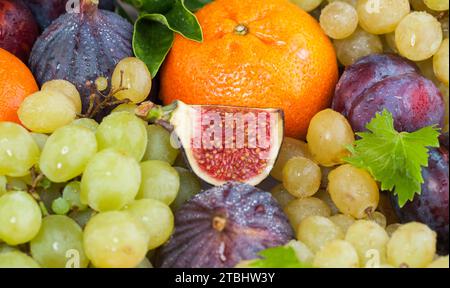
0,0,39,62
333,53,444,133
391,147,449,255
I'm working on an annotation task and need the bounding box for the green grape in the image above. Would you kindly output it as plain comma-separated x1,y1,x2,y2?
0,176,6,196
282,157,322,198
328,0,357,6
51,198,70,215
5,177,28,191
0,243,17,254
62,181,87,211
315,189,340,215
286,240,315,264
0,191,42,245
424,0,449,11
30,133,49,151
291,0,324,12
83,211,148,268
112,103,138,114
433,38,449,86
313,240,360,268
284,197,331,231
125,199,174,250
41,79,82,114
0,251,40,268
329,214,355,234
68,208,95,229
71,118,99,133
271,137,311,181
95,77,109,92
334,27,383,66
320,1,358,39
357,0,410,34
137,161,180,205
0,122,40,177
296,215,343,253
135,257,153,268
170,167,201,211
37,183,63,213
81,149,141,212
40,125,97,183
144,125,180,165
30,215,88,268
96,112,148,161
270,184,296,208
18,90,77,134
111,57,152,104
383,32,399,53
395,12,443,61
427,256,449,268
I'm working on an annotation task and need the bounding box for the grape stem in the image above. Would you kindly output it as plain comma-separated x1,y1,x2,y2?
28,167,49,217
136,101,178,123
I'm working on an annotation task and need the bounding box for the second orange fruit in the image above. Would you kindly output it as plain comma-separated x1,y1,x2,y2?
160,0,338,139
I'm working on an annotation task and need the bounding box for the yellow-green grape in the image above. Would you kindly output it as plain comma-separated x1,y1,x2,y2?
364,211,387,228
334,27,383,66
328,0,357,6
313,240,360,268
410,0,435,12
357,0,410,34
170,167,201,211
291,0,324,11
30,133,48,151
433,38,449,86
6,177,29,191
18,91,77,134
81,149,141,212
427,256,449,268
62,181,87,211
320,1,358,39
282,157,321,198
124,199,174,250
345,220,389,265
297,216,343,253
41,79,82,114
271,137,311,181
0,176,6,197
83,211,148,268
286,240,315,264
387,222,436,268
111,57,152,104
270,184,296,208
315,189,340,215
416,59,439,83
424,0,449,11
441,16,449,38
95,77,108,92
0,191,42,245
0,251,40,268
0,243,17,254
384,32,399,53
306,109,355,167
96,112,148,161
112,103,138,114
0,122,40,177
137,161,180,205
385,223,402,237
395,12,443,61
284,197,331,231
329,214,356,234
144,125,180,165
71,118,99,133
135,257,153,268
30,215,88,268
39,125,97,183
328,164,380,219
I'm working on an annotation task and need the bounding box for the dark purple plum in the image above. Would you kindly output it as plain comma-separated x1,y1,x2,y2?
0,0,39,62
29,0,132,113
156,182,294,268
440,132,449,151
24,0,115,30
391,147,449,255
333,54,419,117
348,73,445,133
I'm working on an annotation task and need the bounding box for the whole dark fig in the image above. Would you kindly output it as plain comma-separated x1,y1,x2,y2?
156,182,294,268
24,0,115,30
0,0,39,62
29,0,132,113
391,147,449,255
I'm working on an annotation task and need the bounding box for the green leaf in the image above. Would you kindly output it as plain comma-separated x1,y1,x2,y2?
165,0,203,42
133,15,175,77
184,0,213,11
249,246,311,268
123,0,175,14
345,110,440,207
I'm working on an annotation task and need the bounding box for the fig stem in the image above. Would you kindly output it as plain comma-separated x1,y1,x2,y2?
212,216,227,232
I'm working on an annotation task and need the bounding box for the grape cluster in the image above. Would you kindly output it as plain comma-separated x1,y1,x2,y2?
269,109,449,268
0,58,202,268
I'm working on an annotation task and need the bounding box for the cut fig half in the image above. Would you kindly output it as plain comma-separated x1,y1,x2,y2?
137,101,284,186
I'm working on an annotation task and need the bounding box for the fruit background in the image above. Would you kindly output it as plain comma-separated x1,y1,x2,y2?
0,0,448,268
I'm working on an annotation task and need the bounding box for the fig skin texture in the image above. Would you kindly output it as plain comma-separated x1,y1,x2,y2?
29,0,132,113
0,0,39,62
156,182,294,268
